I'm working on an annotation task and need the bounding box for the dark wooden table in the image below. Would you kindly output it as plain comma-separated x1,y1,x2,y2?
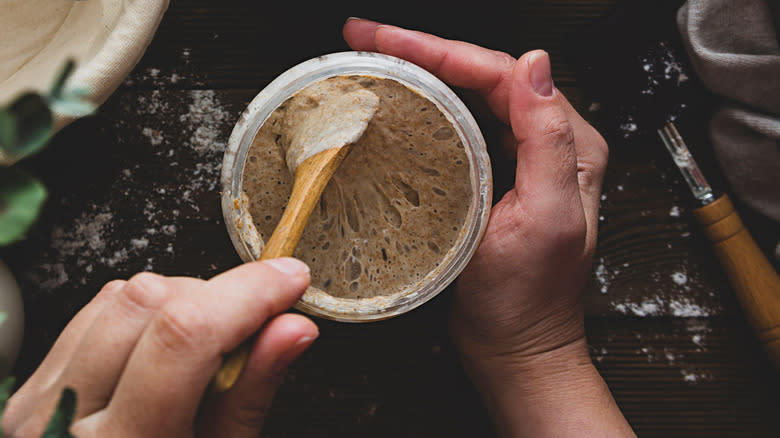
3,1,780,436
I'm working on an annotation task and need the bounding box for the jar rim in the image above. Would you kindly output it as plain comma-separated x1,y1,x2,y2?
221,51,492,322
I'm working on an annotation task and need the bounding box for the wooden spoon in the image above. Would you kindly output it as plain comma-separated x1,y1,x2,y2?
213,88,380,392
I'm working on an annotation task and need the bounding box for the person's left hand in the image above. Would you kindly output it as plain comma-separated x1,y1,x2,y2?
1,258,318,438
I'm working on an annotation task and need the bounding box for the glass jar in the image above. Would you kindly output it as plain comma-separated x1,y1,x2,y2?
221,51,492,322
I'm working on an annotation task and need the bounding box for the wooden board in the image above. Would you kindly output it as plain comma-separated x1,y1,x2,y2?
2,1,779,436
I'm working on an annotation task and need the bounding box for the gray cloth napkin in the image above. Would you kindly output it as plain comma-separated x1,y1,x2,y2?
677,0,780,261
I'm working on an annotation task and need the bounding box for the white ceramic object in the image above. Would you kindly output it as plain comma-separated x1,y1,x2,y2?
0,0,169,158
0,261,24,377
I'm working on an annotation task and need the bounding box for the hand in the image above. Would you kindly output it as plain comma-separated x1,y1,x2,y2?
344,19,634,437
2,258,318,438
344,16,605,369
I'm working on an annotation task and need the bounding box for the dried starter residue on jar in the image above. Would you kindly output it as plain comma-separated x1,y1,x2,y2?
241,75,472,299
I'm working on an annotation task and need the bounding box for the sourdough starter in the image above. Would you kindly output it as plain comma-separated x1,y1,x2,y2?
241,75,472,299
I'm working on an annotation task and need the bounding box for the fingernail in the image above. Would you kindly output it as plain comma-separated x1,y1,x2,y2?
528,51,554,97
264,257,310,277
345,16,362,23
271,336,317,375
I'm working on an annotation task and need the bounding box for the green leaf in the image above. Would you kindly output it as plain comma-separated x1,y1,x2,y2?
49,59,76,101
0,376,16,436
65,87,90,99
0,110,16,157
47,59,95,118
42,387,76,438
0,92,53,160
0,168,47,246
49,97,96,118
0,376,15,414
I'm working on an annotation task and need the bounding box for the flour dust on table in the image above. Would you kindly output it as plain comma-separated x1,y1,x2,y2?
23,86,236,293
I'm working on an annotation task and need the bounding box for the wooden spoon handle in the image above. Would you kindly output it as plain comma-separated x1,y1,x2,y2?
260,146,350,259
212,146,350,392
693,195,780,369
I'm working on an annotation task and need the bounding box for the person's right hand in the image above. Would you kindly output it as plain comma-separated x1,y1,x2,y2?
2,258,318,438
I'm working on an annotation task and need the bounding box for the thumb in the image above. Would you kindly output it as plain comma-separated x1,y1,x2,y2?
509,50,581,212
198,314,318,438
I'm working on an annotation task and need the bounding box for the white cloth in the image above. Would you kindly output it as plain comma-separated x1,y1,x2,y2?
0,0,169,130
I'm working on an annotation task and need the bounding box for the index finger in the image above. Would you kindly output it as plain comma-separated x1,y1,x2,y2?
343,18,516,124
102,258,311,437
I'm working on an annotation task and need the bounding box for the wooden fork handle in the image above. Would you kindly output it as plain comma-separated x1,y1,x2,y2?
693,195,780,369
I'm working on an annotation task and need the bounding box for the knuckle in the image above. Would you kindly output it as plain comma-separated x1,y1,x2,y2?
542,117,575,149
120,272,169,311
494,50,517,70
152,301,214,353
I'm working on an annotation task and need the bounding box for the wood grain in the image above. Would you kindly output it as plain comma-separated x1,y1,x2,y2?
693,195,780,369
2,0,779,436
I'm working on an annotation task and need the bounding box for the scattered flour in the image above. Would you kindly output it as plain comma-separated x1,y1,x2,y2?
664,346,677,364
123,47,201,89
629,319,713,383
135,88,231,212
180,90,229,155
50,207,113,262
141,127,164,146
130,238,149,250
29,204,165,289
681,369,711,383
640,41,690,96
638,345,655,363
591,346,608,363
619,115,638,138
28,84,233,289
612,297,663,316
593,320,713,384
610,295,712,317
598,249,718,317
594,260,611,294
36,263,69,290
686,319,711,350
671,271,687,286
669,298,709,317
136,90,168,115
609,41,691,141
